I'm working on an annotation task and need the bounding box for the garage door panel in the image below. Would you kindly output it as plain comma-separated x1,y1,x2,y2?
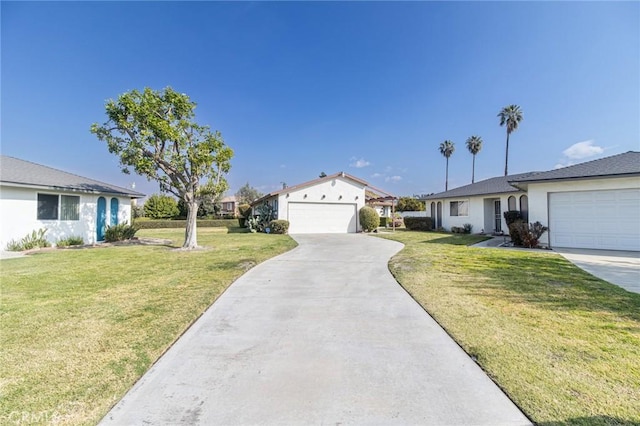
288,203,357,234
550,190,640,251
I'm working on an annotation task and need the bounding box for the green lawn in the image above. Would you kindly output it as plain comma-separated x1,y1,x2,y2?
0,227,296,425
378,230,640,426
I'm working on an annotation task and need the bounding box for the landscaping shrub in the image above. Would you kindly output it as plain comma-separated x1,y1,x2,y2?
504,211,525,246
268,220,290,234
237,203,251,228
5,228,50,251
132,205,145,218
379,217,389,227
503,210,523,225
57,236,84,247
104,222,139,242
248,204,276,233
510,221,549,248
404,217,433,231
359,206,380,232
463,223,473,234
134,219,236,229
144,194,180,219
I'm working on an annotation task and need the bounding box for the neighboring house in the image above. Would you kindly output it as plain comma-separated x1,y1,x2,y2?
251,172,393,234
365,188,396,218
509,151,640,251
422,172,537,235
220,195,238,217
0,156,145,248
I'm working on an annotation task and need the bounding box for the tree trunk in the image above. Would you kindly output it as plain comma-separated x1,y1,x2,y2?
504,132,510,176
472,154,476,183
183,200,199,249
445,157,449,191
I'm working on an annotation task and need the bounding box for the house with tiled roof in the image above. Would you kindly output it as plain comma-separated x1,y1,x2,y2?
421,151,640,251
0,156,145,248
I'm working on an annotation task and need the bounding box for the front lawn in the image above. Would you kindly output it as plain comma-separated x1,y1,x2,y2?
0,228,296,425
378,231,640,425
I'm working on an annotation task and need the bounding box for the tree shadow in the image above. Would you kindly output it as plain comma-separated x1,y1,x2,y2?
538,415,639,426
420,235,488,246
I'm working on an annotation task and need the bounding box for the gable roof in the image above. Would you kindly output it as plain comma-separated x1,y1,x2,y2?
509,151,640,184
0,156,145,198
422,172,537,200
251,172,369,206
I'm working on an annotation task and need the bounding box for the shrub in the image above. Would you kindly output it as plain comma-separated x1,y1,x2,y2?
132,204,145,218
451,226,465,234
463,223,473,234
359,206,380,232
144,194,180,219
509,221,548,248
104,222,139,242
503,211,523,226
5,228,50,251
57,236,84,247
248,204,276,233
397,197,425,212
237,203,252,228
133,219,236,229
404,217,433,231
269,220,289,234
379,217,389,227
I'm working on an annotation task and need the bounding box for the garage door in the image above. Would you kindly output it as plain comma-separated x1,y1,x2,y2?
549,189,640,251
287,202,357,234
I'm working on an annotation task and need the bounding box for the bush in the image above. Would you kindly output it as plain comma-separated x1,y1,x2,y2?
237,203,251,228
268,220,289,234
5,228,50,251
404,217,433,231
510,221,548,248
57,236,84,247
451,226,465,234
379,217,388,227
144,194,180,219
248,204,276,233
134,219,237,229
132,204,145,218
463,223,473,234
104,222,139,242
503,210,523,226
359,206,380,232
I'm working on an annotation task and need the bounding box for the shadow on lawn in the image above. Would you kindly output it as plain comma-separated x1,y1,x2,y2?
538,415,639,426
420,235,487,246
462,249,640,322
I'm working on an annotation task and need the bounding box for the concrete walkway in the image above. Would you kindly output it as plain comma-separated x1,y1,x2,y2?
101,234,530,425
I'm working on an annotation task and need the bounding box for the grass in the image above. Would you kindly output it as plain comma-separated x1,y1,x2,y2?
377,230,640,426
0,227,296,425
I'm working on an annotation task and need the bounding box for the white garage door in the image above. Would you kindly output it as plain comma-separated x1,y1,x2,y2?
287,202,357,234
549,189,640,251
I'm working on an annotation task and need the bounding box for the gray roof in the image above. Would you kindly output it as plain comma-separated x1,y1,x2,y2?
509,151,640,183
0,156,145,198
422,172,537,200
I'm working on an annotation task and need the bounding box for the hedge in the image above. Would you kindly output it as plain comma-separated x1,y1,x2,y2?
404,217,433,231
268,220,290,234
134,219,238,229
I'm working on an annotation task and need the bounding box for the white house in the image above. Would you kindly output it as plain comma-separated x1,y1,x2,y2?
251,172,394,234
422,172,536,235
509,151,640,251
0,156,145,248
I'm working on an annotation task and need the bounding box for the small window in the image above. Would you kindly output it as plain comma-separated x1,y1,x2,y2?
61,195,80,220
520,195,529,222
450,200,469,217
37,194,59,220
508,196,517,211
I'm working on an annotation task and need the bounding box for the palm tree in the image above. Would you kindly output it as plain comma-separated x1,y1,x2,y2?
439,140,455,191
498,104,523,176
465,135,483,183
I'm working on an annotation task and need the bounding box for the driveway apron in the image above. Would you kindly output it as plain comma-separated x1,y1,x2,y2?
101,234,530,425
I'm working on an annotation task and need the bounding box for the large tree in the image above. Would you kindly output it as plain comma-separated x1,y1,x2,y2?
397,197,425,212
439,140,455,191
91,87,233,249
465,135,483,183
498,104,523,176
235,182,263,205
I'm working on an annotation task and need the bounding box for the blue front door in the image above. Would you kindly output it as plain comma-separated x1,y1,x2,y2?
97,197,106,241
110,198,119,226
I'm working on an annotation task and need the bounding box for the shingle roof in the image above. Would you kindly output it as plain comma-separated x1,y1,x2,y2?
422,172,537,200
0,156,145,197
509,151,640,183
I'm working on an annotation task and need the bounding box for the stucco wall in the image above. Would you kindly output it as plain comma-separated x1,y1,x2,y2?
526,176,640,246
0,185,132,249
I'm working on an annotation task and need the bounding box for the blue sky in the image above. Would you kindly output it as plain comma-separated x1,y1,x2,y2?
2,1,639,199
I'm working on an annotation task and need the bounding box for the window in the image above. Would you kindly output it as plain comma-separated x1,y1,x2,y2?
449,200,469,216
520,195,529,222
508,196,517,211
38,194,58,220
37,193,80,221
61,195,80,220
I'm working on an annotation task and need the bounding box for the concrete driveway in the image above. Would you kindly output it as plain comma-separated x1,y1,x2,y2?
101,234,530,425
553,248,640,294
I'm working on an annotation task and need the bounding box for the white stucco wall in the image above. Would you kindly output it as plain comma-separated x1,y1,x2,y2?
0,185,133,249
426,192,528,234
525,176,640,246
276,176,366,229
